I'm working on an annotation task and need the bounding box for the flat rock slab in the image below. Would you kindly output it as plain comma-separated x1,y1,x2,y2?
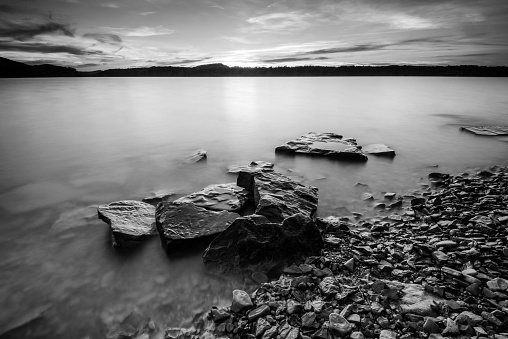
362,144,396,156
203,213,324,276
237,170,318,223
275,132,367,162
155,201,239,252
384,280,445,316
97,200,157,248
141,190,174,204
173,183,250,212
228,161,274,174
461,126,508,136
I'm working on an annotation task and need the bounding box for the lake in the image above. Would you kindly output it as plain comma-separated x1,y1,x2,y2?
0,77,507,338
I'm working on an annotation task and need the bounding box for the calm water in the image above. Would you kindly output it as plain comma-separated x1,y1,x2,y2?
0,77,507,338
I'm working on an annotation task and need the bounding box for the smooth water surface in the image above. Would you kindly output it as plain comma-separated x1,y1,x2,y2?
0,77,507,338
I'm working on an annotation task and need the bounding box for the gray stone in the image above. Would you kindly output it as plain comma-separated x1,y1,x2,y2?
155,201,239,252
237,170,318,223
432,250,450,263
442,318,459,335
461,126,508,136
184,149,207,163
385,280,445,316
275,132,368,162
231,289,253,313
248,305,271,322
423,318,441,333
228,161,274,174
344,258,355,272
362,144,396,156
97,200,157,248
141,190,174,204
328,313,353,336
350,331,365,339
486,278,508,291
319,277,340,296
173,183,250,212
455,311,483,325
379,330,397,339
203,214,323,276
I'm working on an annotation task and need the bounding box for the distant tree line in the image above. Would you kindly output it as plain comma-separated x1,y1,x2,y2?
1,57,507,78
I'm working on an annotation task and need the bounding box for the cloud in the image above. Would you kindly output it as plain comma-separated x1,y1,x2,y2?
139,12,156,16
83,33,122,44
104,26,174,37
0,18,75,40
246,11,318,32
101,2,120,8
0,40,103,55
155,57,212,66
262,57,330,63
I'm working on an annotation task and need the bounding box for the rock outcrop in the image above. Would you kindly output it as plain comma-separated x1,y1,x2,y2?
227,161,274,174
362,143,396,156
97,200,157,248
203,213,324,276
173,183,250,213
275,132,368,162
237,170,318,223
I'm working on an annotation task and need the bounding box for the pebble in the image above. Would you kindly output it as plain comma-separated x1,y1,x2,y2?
231,289,253,313
329,313,353,336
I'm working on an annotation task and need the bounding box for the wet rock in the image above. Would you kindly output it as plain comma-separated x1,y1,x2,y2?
344,258,355,272
237,170,318,223
203,214,323,276
442,318,459,335
231,290,253,313
362,144,396,156
461,126,508,136
97,200,157,248
385,281,445,316
141,190,174,204
173,183,250,212
155,201,239,253
275,132,368,162
423,318,440,333
184,149,207,163
0,304,52,338
248,305,271,322
379,329,397,339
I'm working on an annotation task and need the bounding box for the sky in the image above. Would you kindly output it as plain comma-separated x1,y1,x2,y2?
1,0,508,71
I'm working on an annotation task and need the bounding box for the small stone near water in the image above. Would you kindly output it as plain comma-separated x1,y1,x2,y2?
184,149,207,163
97,200,157,248
247,305,271,322
228,161,274,174
328,313,353,336
362,144,396,156
231,290,253,313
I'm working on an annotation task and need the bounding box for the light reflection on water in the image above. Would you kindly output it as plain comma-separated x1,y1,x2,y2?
0,77,507,338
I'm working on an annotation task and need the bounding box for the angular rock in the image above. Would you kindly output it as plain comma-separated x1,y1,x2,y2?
455,311,483,325
423,318,441,334
486,278,508,291
231,289,253,313
173,183,250,212
248,305,271,322
362,144,396,156
275,132,368,162
237,170,318,223
203,214,323,276
141,190,174,204
328,313,353,336
442,318,459,335
379,330,397,339
155,201,239,252
97,200,157,248
319,277,340,296
385,280,445,316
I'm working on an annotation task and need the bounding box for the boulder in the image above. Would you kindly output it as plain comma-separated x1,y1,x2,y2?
155,201,239,253
97,200,157,248
237,170,318,223
228,161,274,174
275,132,368,162
362,144,396,156
384,280,446,316
203,213,324,276
173,183,250,212
184,149,207,163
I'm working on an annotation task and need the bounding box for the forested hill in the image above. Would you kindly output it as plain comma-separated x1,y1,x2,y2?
0,57,79,78
1,57,507,77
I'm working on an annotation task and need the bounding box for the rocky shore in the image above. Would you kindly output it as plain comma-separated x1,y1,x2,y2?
165,166,508,339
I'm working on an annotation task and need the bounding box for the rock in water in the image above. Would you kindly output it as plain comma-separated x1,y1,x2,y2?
184,149,207,163
155,201,239,253
228,161,274,174
203,213,323,276
362,144,396,156
237,170,318,223
173,183,250,212
97,200,157,248
275,132,368,162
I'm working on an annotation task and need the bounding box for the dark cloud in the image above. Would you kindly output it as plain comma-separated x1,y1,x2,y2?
0,41,103,55
75,63,102,68
154,57,212,66
0,18,75,40
83,32,122,44
262,56,330,63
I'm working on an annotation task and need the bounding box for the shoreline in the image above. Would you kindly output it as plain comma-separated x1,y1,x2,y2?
164,165,508,339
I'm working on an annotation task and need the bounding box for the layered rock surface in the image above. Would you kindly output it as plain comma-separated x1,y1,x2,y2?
173,183,250,212
275,132,368,162
461,125,508,136
97,200,157,248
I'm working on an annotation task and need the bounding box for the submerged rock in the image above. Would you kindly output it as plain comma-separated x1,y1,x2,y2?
237,170,318,223
155,201,239,253
173,183,250,212
203,213,323,276
97,200,157,248
275,132,368,162
184,149,207,163
461,125,508,136
362,144,396,156
141,190,174,204
228,161,274,174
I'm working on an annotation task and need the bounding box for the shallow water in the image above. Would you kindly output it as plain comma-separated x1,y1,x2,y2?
0,77,507,338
